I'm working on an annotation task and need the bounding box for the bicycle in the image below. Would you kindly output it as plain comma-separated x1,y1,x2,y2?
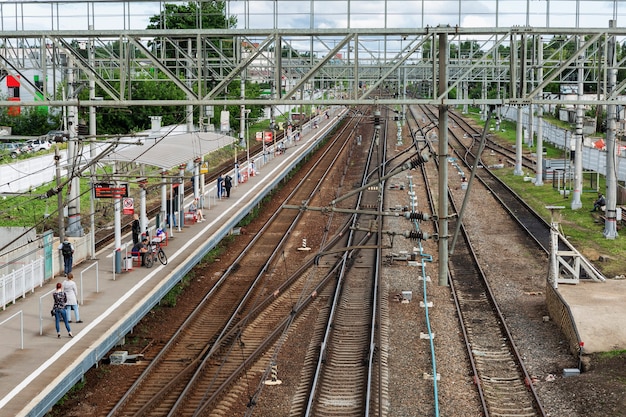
144,240,168,268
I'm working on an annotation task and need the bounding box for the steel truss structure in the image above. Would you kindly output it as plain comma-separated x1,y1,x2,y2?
1,1,626,110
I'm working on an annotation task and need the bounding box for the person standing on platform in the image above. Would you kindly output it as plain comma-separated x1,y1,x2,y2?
217,174,224,199
59,238,74,276
52,282,72,338
63,273,82,323
131,213,140,245
224,175,232,198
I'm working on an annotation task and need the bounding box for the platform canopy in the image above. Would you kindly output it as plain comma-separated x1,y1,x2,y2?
101,128,238,170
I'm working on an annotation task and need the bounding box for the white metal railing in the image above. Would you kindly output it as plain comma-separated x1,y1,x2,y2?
79,261,99,304
0,310,24,349
38,288,55,335
1,257,44,310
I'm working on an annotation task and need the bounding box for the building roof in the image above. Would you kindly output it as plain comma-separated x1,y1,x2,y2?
101,128,238,170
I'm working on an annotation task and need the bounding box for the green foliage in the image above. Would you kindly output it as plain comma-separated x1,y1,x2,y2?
0,106,61,136
146,1,236,74
147,1,236,30
598,350,626,359
161,273,192,308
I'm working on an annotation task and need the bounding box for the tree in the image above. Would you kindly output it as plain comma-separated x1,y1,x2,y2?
0,105,60,136
147,1,237,76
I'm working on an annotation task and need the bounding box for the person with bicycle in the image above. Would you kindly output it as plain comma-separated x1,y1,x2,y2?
132,237,149,266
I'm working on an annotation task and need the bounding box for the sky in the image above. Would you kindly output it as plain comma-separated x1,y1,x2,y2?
1,0,624,32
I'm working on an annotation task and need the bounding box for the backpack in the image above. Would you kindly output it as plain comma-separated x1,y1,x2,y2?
62,242,73,256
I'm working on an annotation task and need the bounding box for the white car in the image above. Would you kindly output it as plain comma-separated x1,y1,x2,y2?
26,138,52,152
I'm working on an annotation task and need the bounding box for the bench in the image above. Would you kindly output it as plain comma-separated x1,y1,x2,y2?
184,212,197,225
130,252,142,268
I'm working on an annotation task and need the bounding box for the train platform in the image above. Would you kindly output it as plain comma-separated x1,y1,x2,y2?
0,108,345,417
557,280,626,354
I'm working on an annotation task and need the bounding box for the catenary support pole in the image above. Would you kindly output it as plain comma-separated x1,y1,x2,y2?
571,35,584,210
438,32,449,287
604,19,618,239
535,34,545,187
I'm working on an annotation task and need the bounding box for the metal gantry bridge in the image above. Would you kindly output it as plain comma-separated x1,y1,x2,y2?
1,1,626,109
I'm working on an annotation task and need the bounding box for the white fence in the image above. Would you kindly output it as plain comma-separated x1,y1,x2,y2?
1,257,45,310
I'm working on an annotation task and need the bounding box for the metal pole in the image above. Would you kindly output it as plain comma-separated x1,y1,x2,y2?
438,32,449,287
571,35,584,209
113,174,122,274
56,146,65,244
604,19,618,239
160,171,167,230
89,26,97,258
66,56,84,237
535,35,545,186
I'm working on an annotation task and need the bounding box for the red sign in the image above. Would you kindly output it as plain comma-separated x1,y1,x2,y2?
94,183,129,198
122,198,134,215
255,131,273,143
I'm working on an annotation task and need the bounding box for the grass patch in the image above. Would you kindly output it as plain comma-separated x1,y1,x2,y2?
493,166,626,277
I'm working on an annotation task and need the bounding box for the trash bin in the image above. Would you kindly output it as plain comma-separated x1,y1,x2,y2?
125,257,134,270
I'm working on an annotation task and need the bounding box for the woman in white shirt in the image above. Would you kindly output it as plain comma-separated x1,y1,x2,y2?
63,273,82,323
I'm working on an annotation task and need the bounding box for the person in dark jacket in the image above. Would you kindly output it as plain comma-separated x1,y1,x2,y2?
217,174,224,199
224,175,232,198
52,282,72,338
591,193,606,212
58,238,74,276
131,213,140,245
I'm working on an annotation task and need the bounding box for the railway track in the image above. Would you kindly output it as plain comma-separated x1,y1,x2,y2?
407,104,547,416
295,111,385,417
414,104,603,283
107,111,364,417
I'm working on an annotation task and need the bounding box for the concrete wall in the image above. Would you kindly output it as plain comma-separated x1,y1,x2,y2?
546,284,583,359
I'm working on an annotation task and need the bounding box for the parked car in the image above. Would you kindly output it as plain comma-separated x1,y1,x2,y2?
0,142,23,159
20,142,34,153
46,130,69,143
26,138,52,152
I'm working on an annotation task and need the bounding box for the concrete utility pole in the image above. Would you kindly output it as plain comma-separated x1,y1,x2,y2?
55,146,65,244
512,34,524,176
88,26,97,258
66,56,84,237
571,35,584,210
438,32,449,287
535,35,545,187
114,163,122,273
604,19,618,239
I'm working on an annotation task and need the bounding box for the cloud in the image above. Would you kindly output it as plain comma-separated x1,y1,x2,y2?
5,0,624,32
